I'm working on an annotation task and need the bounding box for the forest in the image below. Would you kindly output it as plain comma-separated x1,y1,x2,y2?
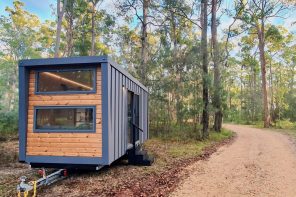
1,0,296,139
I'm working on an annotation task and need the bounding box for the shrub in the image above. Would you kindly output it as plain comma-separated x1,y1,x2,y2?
150,123,202,141
0,110,18,139
275,119,296,130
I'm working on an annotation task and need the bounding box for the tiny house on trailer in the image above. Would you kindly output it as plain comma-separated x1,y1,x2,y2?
19,56,153,169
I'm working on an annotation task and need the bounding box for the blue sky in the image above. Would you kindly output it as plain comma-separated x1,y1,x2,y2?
0,0,55,21
1,0,295,32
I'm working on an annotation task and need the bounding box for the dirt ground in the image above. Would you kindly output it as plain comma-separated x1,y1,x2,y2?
0,131,234,197
171,124,296,197
0,140,32,196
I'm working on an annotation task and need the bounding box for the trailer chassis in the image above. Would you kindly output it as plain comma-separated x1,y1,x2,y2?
17,168,67,197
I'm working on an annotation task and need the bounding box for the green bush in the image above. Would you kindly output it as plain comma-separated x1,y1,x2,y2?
150,123,202,141
275,119,296,130
0,110,18,138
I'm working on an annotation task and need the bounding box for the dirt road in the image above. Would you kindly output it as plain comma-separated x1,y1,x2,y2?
171,124,296,197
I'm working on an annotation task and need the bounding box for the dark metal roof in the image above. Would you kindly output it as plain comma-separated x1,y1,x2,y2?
19,55,148,91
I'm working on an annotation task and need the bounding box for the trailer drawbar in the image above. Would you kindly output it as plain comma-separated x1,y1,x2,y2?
17,168,67,197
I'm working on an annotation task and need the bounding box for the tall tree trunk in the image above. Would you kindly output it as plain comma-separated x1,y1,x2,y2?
251,63,256,121
54,0,67,58
141,0,149,85
201,0,209,139
91,0,99,56
256,19,270,128
211,0,222,132
240,64,243,120
65,9,74,56
269,62,274,122
91,10,95,55
170,9,182,124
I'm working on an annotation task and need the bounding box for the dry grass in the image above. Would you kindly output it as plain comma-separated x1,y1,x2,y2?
0,140,31,197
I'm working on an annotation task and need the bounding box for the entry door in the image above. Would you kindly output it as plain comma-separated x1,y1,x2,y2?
127,91,140,145
133,94,140,142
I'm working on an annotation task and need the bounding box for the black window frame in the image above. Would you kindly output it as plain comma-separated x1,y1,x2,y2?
35,67,97,95
33,106,96,133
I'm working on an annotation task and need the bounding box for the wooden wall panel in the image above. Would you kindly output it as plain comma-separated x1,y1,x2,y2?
26,67,102,157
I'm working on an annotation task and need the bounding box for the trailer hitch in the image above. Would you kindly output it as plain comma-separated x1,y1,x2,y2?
17,169,67,197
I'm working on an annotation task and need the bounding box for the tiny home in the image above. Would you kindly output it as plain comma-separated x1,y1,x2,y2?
19,56,151,169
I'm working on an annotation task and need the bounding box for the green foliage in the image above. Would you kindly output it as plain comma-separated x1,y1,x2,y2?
266,25,283,42
0,0,43,112
0,0,295,141
275,120,296,130
0,110,18,136
150,123,202,141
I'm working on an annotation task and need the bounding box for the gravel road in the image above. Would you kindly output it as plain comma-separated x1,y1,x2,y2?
171,124,296,197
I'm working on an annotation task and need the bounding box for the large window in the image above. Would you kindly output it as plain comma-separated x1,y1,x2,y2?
34,106,95,132
36,68,96,94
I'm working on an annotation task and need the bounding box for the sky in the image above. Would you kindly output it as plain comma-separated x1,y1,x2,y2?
0,0,55,21
0,0,296,36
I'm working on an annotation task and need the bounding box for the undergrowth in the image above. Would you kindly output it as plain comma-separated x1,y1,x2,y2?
146,128,234,159
0,110,18,141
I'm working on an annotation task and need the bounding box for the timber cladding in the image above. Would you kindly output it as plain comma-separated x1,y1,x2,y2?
26,66,102,157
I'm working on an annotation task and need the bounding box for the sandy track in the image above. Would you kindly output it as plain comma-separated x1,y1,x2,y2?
171,124,296,197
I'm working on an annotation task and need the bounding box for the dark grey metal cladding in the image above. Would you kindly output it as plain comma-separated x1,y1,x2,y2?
19,56,109,67
107,64,149,163
19,66,29,162
109,67,116,162
143,91,148,140
115,70,119,159
119,73,123,156
122,77,127,153
26,156,104,165
20,56,148,92
101,62,110,165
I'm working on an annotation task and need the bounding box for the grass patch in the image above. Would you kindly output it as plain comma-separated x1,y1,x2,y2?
145,128,234,161
168,129,233,158
246,120,296,139
264,127,296,139
150,123,202,141
229,119,296,131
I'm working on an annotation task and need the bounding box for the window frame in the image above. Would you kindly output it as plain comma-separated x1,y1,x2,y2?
33,106,96,133
35,67,97,95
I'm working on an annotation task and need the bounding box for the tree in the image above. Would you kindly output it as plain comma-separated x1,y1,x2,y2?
90,0,101,56
237,0,289,128
140,0,149,85
62,0,114,56
54,0,68,57
201,0,209,138
211,0,222,132
117,0,151,85
0,1,41,110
